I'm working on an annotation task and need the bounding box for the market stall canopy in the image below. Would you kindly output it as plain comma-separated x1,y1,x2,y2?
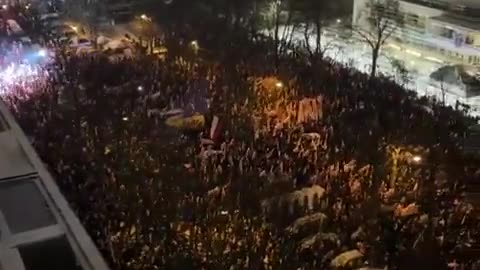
298,233,339,251
97,35,112,46
103,39,133,51
6,19,24,35
331,249,364,267
286,212,327,233
165,114,205,130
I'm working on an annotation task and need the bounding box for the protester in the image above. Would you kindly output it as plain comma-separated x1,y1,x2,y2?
1,13,480,270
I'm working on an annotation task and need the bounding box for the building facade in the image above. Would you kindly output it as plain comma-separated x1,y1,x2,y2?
353,0,480,66
0,100,109,270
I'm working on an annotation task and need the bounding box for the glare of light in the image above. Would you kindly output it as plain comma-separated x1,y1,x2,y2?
37,49,47,57
137,85,144,92
275,81,283,88
406,49,421,57
412,155,422,163
388,43,401,50
220,210,229,215
0,63,45,96
2,5,7,10
25,4,30,9
336,19,342,23
71,26,78,32
140,14,151,21
122,117,129,121
425,56,443,64
190,40,199,52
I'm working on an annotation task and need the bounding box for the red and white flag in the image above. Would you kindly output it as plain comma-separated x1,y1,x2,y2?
210,116,222,141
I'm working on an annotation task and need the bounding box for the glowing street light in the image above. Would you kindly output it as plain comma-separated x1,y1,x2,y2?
190,40,199,52
412,155,422,163
71,26,78,32
2,5,7,9
275,81,283,88
37,49,47,57
336,19,342,24
140,14,151,22
122,117,129,121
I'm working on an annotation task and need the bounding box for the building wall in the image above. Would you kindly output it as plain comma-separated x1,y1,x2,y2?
352,0,480,65
398,1,444,18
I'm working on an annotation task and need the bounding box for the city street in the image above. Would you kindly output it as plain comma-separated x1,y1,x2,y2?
277,25,480,116
1,1,480,269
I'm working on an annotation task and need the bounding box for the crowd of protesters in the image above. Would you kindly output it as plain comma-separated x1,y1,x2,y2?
1,11,480,270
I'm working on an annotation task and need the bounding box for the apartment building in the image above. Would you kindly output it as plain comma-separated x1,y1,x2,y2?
353,0,480,66
0,100,109,270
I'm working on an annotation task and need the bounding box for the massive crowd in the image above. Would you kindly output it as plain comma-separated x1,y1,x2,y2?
1,10,480,270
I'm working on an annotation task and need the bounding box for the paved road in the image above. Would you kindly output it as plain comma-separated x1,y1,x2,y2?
275,25,480,116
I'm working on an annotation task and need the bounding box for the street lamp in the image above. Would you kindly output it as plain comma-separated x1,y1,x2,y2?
140,14,151,22
37,49,47,57
190,40,199,52
275,81,283,88
412,155,422,163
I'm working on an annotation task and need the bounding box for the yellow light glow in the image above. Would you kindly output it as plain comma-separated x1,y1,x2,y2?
425,56,443,63
412,155,422,163
388,43,401,50
140,14,151,21
406,49,421,57
190,40,199,50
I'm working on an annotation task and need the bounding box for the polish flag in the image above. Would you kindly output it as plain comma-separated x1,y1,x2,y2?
210,116,222,141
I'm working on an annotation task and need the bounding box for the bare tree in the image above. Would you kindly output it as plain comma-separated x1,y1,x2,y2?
294,0,340,65
390,58,410,87
355,0,403,79
261,0,288,69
